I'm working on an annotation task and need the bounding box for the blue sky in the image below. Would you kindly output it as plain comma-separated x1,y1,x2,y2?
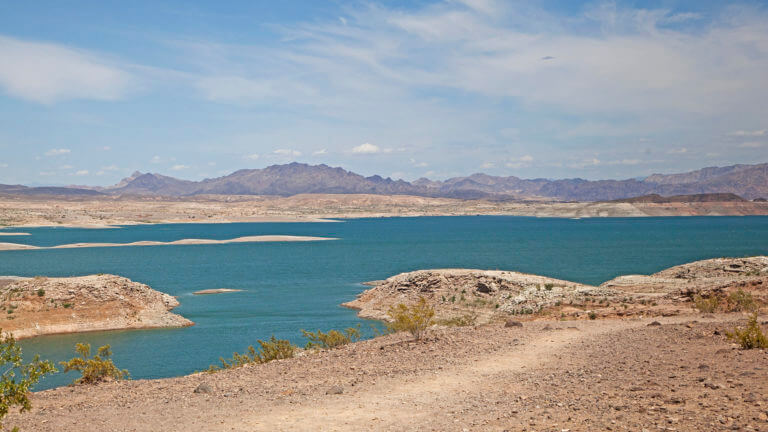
1,0,767,185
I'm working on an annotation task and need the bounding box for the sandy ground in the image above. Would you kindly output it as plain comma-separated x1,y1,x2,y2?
6,313,767,431
1,194,767,228
0,235,336,251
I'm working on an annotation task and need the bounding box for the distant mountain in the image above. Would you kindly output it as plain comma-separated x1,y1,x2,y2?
0,184,104,196
4,162,768,201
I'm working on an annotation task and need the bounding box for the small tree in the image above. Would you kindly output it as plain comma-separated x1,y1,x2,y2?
0,330,56,430
386,297,435,340
60,343,129,384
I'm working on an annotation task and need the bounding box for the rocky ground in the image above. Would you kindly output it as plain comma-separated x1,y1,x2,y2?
0,275,192,338
1,194,767,227
5,314,767,431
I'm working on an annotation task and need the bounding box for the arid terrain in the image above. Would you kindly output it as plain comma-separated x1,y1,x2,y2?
2,256,767,431
0,275,192,339
1,194,767,228
5,315,767,431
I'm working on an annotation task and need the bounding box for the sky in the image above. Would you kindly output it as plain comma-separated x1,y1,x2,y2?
0,0,767,186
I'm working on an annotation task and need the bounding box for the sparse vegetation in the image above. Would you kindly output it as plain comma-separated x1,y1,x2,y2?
436,313,477,327
301,326,360,349
211,336,296,371
588,311,597,320
725,313,768,349
35,289,45,297
693,295,719,313
544,283,554,290
60,343,129,384
0,330,56,430
726,289,757,312
386,297,435,340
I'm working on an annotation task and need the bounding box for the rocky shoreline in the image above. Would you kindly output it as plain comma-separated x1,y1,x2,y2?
0,274,192,339
344,256,768,323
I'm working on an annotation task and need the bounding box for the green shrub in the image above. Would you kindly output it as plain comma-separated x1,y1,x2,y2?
588,311,597,320
60,343,129,384
36,289,45,297
544,283,554,291
211,336,297,372
0,330,56,429
693,295,719,313
386,297,435,340
301,326,360,349
726,313,768,349
727,289,757,312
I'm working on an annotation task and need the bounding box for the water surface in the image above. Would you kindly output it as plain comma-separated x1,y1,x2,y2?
1,216,766,389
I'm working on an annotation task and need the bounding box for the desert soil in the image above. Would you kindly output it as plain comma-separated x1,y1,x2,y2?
5,314,768,431
1,194,767,227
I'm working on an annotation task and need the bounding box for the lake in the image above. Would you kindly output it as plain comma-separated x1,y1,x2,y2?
1,215,767,389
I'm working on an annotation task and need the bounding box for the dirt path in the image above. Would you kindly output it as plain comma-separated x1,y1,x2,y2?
9,314,768,431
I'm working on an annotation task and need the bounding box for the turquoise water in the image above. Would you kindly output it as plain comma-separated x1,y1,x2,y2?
1,216,767,389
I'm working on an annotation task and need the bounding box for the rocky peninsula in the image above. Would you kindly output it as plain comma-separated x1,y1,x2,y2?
0,274,192,339
345,256,768,323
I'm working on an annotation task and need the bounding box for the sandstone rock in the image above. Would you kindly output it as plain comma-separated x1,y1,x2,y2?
648,321,662,326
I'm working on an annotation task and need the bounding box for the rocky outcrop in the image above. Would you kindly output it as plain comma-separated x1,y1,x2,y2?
346,257,768,323
0,274,193,339
601,256,768,299
343,269,615,323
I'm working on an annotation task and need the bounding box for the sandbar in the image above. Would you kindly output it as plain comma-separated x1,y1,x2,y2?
193,288,244,295
0,235,336,251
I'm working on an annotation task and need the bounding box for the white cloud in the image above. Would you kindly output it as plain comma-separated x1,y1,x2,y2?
505,155,534,168
410,158,428,167
244,153,260,160
730,129,766,137
74,170,89,176
101,146,111,151
39,171,55,176
58,164,73,170
0,163,8,168
313,148,328,155
739,141,764,148
150,155,161,164
44,148,70,156
273,149,302,157
352,143,381,154
667,148,688,154
481,162,494,169
0,35,134,104
171,164,189,171
101,164,119,171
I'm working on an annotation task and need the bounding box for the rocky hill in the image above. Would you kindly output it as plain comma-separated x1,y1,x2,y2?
0,274,193,339
4,162,768,201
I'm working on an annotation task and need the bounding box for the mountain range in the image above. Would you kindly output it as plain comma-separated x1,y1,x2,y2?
2,162,767,201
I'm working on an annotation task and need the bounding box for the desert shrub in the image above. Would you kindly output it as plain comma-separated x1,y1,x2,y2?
588,311,597,320
436,313,477,327
35,289,45,297
302,326,360,349
0,330,56,430
726,313,768,349
544,283,554,290
211,336,296,371
60,343,129,384
386,297,435,340
726,289,757,312
693,295,719,313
